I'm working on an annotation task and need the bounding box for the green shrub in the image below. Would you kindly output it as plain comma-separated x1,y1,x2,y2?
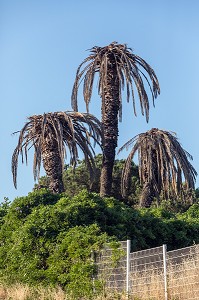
0,197,10,226
36,155,140,205
0,189,198,298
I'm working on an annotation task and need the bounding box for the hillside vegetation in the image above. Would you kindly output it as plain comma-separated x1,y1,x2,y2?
0,181,198,298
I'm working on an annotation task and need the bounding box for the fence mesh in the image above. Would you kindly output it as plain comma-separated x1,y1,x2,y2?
130,245,165,299
96,242,199,300
96,241,127,290
167,244,199,300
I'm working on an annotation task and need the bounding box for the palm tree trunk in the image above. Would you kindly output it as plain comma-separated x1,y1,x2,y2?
100,62,119,197
140,150,159,207
139,182,154,207
41,138,64,193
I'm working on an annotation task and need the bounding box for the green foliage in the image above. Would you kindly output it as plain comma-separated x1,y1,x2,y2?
138,204,199,250
0,189,198,298
36,155,140,205
0,190,121,298
46,225,108,298
36,155,198,210
182,203,199,219
0,197,10,226
9,189,59,219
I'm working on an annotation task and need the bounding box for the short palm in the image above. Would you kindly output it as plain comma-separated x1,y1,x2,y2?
12,111,101,193
72,42,160,196
119,128,197,207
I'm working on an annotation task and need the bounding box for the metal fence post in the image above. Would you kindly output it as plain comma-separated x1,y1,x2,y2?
163,244,168,300
126,239,131,296
91,250,96,294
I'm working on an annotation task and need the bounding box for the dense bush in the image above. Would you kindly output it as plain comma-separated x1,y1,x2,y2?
36,156,199,210
0,190,122,298
35,155,140,205
0,190,198,298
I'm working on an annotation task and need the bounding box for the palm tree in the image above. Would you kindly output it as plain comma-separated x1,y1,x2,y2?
12,111,101,193
118,128,197,207
72,42,160,197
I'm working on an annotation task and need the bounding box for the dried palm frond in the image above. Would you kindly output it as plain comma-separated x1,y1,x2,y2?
118,128,197,202
12,111,102,193
72,41,160,122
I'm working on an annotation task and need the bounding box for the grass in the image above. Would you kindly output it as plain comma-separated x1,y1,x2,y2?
0,284,127,300
0,284,67,300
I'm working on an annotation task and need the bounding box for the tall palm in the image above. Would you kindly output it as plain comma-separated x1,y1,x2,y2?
12,111,101,193
119,128,197,207
72,42,160,197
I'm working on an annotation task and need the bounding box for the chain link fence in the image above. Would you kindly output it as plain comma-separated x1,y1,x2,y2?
96,241,199,299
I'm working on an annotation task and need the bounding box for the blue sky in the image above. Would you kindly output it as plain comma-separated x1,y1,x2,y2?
1,0,199,202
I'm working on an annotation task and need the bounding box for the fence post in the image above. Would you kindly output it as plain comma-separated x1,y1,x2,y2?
91,250,96,294
163,244,168,300
126,239,131,296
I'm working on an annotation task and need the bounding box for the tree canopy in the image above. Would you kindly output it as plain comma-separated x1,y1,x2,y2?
119,128,197,207
12,111,101,193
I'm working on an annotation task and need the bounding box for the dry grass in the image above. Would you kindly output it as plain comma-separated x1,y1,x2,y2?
0,284,67,300
0,284,128,300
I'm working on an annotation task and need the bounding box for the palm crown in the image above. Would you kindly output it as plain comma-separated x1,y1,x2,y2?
72,41,160,122
119,128,197,205
12,111,101,193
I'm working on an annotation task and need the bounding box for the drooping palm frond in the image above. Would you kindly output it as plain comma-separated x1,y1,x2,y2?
12,111,102,192
72,41,160,122
118,128,197,202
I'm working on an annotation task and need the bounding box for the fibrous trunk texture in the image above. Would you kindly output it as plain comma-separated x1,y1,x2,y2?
100,62,119,197
41,137,64,193
139,182,155,207
139,149,159,207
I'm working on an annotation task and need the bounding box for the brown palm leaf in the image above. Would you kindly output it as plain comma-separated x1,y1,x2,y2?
72,41,160,122
118,128,197,206
12,111,102,193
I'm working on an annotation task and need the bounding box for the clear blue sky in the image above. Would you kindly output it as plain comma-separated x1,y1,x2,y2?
1,0,199,202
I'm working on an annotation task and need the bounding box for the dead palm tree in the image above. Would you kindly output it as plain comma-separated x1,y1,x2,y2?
72,42,160,197
12,111,101,193
118,128,197,207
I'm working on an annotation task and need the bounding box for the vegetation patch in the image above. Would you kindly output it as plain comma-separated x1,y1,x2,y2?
0,189,198,298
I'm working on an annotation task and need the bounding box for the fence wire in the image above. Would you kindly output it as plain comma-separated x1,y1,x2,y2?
96,242,199,300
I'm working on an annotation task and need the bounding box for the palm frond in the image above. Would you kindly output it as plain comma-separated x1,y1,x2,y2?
72,42,160,122
12,111,102,190
119,128,197,199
